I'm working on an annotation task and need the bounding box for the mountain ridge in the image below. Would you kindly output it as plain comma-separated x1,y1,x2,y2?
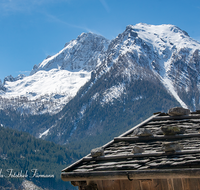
39,23,200,147
0,23,200,152
1,24,200,115
0,32,110,115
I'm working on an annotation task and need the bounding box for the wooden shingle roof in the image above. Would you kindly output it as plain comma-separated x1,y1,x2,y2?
61,109,200,182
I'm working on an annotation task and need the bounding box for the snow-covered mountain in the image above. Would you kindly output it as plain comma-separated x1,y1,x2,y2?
0,23,200,116
0,33,109,114
1,23,200,152
94,23,200,109
42,23,200,148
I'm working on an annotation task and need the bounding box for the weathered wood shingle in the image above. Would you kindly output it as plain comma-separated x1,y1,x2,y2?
61,110,200,184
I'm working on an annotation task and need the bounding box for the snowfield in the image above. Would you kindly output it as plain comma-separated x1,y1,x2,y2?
1,69,91,114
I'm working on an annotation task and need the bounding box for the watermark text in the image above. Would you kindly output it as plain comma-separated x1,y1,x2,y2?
0,169,54,178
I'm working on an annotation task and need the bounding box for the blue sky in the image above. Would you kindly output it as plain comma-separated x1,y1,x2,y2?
0,0,200,81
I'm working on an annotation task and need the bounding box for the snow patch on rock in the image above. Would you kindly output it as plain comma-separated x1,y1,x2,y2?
101,83,126,106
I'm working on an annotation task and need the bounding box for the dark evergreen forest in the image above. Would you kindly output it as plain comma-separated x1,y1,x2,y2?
0,126,78,189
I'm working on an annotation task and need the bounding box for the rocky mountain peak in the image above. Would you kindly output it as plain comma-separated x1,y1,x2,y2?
3,75,15,84
1,24,200,152
30,32,109,75
1,23,200,116
3,74,25,85
76,32,105,41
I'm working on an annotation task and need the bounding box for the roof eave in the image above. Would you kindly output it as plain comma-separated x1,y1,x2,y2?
61,168,200,182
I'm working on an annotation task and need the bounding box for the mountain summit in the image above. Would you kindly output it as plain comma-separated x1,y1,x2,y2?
30,32,109,74
1,23,200,152
0,23,200,117
94,23,200,109
0,33,109,114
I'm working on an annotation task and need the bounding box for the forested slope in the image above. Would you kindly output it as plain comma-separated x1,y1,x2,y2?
0,126,78,190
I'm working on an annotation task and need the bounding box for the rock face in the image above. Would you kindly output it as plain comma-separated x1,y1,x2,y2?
91,147,104,158
168,107,190,116
31,32,110,74
3,74,25,85
162,142,183,152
